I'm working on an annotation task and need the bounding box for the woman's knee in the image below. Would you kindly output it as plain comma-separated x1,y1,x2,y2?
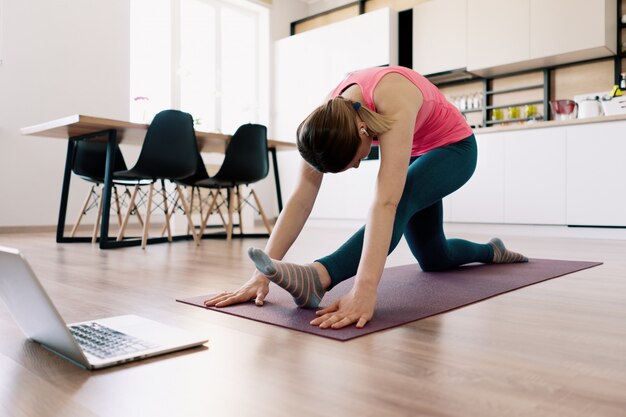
417,257,451,272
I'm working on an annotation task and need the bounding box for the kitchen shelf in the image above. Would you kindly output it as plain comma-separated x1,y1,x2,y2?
485,100,544,110
486,84,544,95
485,117,544,126
461,108,483,114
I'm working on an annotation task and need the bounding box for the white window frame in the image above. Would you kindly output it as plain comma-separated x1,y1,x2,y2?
131,0,269,133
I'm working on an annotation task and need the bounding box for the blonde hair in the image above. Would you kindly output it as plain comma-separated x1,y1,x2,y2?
296,96,394,173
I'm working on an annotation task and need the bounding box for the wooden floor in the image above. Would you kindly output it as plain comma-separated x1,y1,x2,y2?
1,223,625,417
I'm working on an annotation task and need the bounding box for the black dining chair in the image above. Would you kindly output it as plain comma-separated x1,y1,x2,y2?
114,109,201,249
70,140,144,243
193,123,273,240
172,151,229,237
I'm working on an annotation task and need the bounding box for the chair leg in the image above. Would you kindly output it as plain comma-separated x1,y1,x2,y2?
161,193,179,236
113,186,123,228
227,187,235,241
118,185,139,241
214,190,229,229
187,186,196,236
71,185,96,237
141,183,154,249
91,185,104,244
125,188,144,227
160,180,172,242
236,185,244,234
199,190,220,237
250,189,273,234
175,185,200,245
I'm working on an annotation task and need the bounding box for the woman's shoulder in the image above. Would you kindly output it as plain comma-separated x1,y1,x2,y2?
373,72,423,113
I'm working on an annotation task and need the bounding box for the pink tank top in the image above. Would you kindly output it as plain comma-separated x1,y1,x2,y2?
330,66,473,157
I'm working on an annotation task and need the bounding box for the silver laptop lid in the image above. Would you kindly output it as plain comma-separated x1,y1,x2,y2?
0,246,89,367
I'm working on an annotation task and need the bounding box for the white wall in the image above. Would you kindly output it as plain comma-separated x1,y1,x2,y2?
0,0,336,228
0,0,130,227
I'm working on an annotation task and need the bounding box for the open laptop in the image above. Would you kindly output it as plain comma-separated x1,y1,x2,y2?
0,246,208,370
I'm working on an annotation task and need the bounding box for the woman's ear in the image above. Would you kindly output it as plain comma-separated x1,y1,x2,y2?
358,123,370,137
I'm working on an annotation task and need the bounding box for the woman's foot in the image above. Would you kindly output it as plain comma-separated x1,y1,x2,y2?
489,238,528,263
247,248,328,308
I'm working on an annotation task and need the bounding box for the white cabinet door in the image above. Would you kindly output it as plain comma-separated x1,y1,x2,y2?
503,128,567,225
530,0,616,61
467,0,530,73
311,161,379,220
566,122,626,226
273,8,398,146
412,0,467,76
331,8,398,78
449,133,505,223
274,31,330,144
273,9,398,219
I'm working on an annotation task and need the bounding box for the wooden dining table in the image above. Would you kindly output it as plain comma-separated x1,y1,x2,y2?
21,114,297,249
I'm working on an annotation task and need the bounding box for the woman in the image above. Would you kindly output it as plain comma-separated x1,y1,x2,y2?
205,66,527,330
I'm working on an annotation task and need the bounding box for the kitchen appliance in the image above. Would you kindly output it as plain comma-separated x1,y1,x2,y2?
549,99,577,120
601,96,626,116
577,96,603,118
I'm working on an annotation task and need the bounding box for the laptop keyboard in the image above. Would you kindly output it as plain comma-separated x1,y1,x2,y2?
69,322,159,359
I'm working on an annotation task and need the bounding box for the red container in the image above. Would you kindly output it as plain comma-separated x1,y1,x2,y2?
549,99,578,120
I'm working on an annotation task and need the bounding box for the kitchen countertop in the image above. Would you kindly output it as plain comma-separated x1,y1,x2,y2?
472,113,626,134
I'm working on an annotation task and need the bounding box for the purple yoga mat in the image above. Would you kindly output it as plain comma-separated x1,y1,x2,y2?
177,259,601,341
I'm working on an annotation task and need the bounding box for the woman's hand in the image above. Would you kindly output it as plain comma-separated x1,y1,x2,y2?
204,271,269,308
310,287,377,329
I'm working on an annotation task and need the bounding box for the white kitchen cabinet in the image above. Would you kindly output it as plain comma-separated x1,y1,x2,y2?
449,133,505,223
467,0,530,74
273,8,398,218
530,0,616,63
412,0,467,76
503,128,567,225
273,8,397,146
311,160,379,220
274,30,331,144
566,122,626,226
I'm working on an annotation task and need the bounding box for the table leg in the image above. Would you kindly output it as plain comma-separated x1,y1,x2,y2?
56,140,76,242
270,148,283,213
98,130,117,249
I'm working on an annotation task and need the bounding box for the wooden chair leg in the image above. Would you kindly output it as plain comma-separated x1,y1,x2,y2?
161,193,179,236
160,180,172,242
118,185,139,241
91,185,104,244
125,188,144,227
71,185,95,237
236,185,244,234
250,189,273,234
175,185,200,245
199,190,220,237
214,190,228,229
187,186,196,236
113,186,123,228
141,183,154,249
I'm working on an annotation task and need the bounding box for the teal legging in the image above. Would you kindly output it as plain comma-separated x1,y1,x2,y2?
316,134,494,289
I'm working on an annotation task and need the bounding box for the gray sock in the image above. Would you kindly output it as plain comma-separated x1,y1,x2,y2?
489,238,529,263
247,247,325,308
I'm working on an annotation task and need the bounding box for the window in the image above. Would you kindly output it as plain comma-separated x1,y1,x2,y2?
130,0,269,134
